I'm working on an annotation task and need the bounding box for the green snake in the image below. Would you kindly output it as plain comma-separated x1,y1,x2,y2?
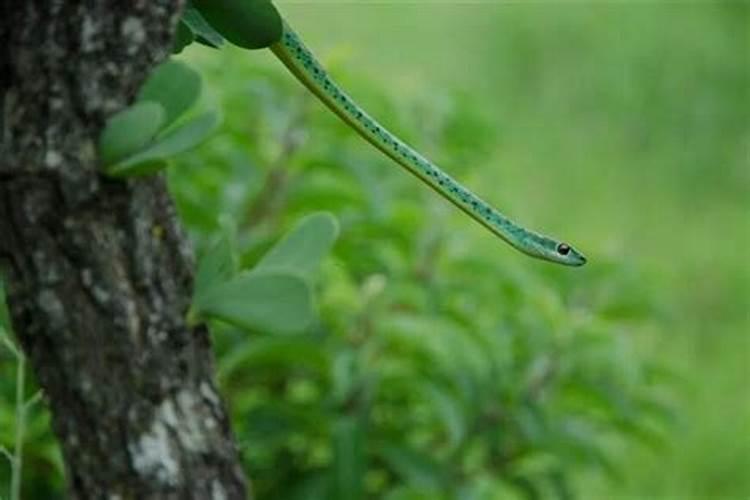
271,21,586,267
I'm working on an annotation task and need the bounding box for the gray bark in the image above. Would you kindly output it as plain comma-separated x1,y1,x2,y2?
0,1,248,497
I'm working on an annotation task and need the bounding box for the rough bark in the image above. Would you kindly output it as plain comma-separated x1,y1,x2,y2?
0,1,248,498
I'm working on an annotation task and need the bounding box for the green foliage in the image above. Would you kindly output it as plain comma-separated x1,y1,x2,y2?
106,111,220,177
137,60,202,127
163,42,679,497
172,21,195,54
180,4,225,49
255,212,340,278
195,270,313,334
0,279,10,335
0,279,57,500
100,60,219,177
3,3,746,499
191,0,282,50
192,211,338,334
194,229,238,303
98,101,165,166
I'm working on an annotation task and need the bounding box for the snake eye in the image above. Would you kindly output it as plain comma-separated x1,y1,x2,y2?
556,243,571,256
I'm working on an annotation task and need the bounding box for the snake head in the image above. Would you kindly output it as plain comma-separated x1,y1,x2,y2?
551,242,587,266
522,233,587,266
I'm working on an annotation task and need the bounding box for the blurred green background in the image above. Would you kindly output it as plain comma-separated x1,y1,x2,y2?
1,2,748,499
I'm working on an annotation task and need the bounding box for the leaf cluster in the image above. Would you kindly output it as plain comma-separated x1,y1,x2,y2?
99,60,220,177
166,58,673,499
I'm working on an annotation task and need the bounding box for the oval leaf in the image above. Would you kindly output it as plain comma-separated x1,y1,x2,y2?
137,60,202,128
181,5,226,48
99,101,165,167
106,111,220,177
192,0,282,50
256,212,339,278
194,231,238,303
172,21,195,54
195,271,313,334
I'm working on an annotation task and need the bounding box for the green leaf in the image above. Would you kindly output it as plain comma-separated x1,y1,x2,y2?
109,159,170,178
424,382,467,451
192,0,282,50
289,476,331,500
244,404,299,442
194,231,238,304
137,60,202,128
99,101,165,166
333,416,365,500
106,111,220,177
255,212,339,278
0,277,11,334
378,442,445,490
182,5,226,48
172,21,195,54
331,350,358,405
194,270,313,334
218,337,329,381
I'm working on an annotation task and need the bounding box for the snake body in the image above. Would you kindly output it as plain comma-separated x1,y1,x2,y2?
271,22,586,266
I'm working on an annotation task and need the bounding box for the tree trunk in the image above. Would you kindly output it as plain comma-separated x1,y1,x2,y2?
0,1,248,497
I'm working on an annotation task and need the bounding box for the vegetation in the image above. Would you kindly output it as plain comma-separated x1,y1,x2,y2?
1,2,747,498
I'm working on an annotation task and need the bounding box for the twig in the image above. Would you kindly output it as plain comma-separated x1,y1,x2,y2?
1,335,19,359
10,353,25,500
0,446,13,466
23,391,43,412
242,97,309,231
